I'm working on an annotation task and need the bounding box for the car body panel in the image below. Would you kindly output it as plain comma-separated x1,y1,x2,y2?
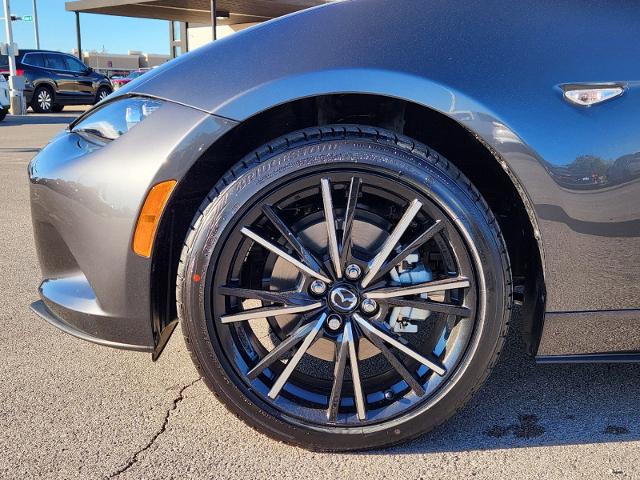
29,0,640,358
120,0,640,316
29,101,236,348
537,310,640,358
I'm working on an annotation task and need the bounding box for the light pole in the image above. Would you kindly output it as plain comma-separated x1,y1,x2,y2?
75,12,82,59
210,0,216,41
32,0,39,49
2,0,25,115
2,0,16,77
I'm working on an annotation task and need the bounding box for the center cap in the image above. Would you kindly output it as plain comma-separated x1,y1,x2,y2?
328,286,359,313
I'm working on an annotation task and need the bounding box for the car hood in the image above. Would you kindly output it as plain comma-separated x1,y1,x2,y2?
112,0,639,124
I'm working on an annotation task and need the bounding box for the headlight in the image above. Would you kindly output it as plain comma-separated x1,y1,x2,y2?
71,96,163,142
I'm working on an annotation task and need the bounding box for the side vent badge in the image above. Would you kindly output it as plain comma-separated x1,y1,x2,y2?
562,84,624,107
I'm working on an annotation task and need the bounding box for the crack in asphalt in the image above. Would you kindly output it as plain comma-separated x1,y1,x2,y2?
107,378,202,479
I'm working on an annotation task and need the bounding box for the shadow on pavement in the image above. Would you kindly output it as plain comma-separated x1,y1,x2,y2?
367,308,640,454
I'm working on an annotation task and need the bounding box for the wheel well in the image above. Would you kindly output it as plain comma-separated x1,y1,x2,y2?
152,94,545,354
33,83,54,97
35,83,53,91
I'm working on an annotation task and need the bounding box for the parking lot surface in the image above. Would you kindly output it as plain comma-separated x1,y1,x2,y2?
1,112,639,479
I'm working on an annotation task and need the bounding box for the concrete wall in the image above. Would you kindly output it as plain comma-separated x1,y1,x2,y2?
76,51,170,75
142,54,170,68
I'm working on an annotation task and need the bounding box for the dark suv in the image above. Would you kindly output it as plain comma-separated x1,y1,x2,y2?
0,50,112,113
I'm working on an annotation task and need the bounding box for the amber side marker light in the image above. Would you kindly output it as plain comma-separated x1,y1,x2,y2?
133,180,177,257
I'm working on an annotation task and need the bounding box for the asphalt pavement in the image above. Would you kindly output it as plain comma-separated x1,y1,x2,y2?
1,111,639,479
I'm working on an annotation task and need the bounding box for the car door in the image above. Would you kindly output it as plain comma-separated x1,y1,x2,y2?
63,55,95,102
43,53,77,99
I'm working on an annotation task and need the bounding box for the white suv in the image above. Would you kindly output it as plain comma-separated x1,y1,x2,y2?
0,75,9,121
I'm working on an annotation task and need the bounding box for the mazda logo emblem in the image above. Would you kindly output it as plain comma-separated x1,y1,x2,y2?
329,287,358,313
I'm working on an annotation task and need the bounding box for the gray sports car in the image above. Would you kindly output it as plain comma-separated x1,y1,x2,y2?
28,0,640,450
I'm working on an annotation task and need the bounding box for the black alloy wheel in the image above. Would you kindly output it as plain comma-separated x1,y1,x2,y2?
178,125,512,451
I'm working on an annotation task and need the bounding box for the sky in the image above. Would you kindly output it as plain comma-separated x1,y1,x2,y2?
1,0,169,55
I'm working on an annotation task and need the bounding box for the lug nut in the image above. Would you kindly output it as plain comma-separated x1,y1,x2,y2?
360,298,378,314
384,390,394,400
326,314,343,331
310,280,327,295
345,264,362,280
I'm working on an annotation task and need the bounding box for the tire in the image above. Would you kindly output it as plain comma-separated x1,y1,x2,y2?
177,125,512,451
52,104,64,113
95,86,111,104
31,86,54,113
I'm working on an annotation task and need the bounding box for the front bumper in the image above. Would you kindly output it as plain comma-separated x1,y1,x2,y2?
30,300,153,351
29,99,236,350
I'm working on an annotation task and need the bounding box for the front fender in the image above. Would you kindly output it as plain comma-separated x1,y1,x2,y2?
32,79,57,93
124,0,640,315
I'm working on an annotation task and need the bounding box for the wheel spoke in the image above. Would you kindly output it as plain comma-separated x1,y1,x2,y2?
339,177,362,267
247,321,318,380
268,314,326,399
367,220,445,285
262,204,327,276
381,297,470,317
327,330,349,421
345,320,367,420
364,276,470,300
359,325,426,396
321,178,342,279
219,286,314,306
360,199,423,288
241,227,331,283
220,302,323,324
353,314,447,376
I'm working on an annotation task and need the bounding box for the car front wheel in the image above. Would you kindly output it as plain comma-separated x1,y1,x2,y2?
177,125,512,451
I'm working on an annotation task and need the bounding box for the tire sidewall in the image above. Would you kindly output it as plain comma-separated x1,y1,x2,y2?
180,132,509,450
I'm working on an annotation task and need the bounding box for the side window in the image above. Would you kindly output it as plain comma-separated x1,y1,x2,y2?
25,53,45,67
64,56,87,73
44,54,67,70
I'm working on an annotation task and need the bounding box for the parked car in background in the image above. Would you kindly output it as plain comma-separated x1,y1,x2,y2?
0,50,112,113
0,74,9,121
110,68,150,90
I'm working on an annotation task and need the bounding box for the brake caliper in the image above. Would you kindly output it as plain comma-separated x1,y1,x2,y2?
388,253,432,333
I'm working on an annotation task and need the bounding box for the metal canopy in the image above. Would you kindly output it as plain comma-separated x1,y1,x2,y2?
65,0,330,24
